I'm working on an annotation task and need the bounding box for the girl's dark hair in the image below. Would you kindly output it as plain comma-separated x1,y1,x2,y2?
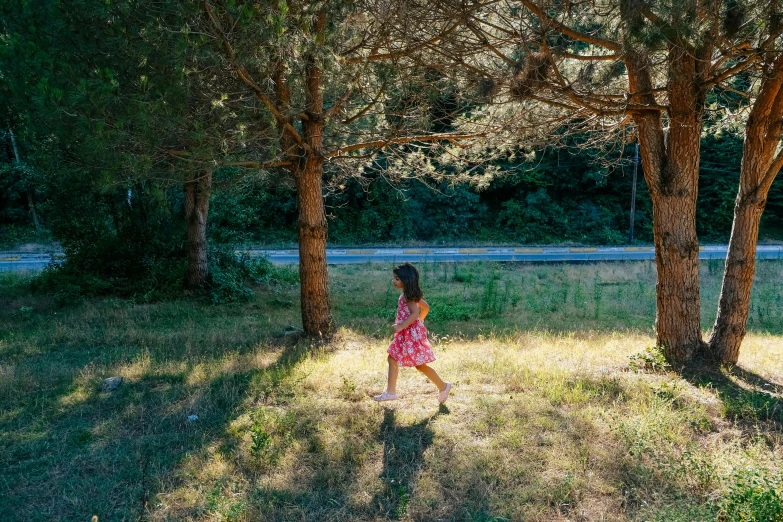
394,262,423,302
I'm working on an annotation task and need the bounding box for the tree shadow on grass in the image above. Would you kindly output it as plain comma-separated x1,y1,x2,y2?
148,370,728,521
682,362,783,428
0,336,313,522
729,366,783,395
370,406,446,519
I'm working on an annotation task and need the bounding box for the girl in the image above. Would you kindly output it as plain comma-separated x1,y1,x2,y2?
373,262,452,403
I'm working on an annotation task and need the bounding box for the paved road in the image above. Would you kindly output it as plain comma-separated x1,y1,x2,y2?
0,253,60,273
2,245,782,272
254,245,783,264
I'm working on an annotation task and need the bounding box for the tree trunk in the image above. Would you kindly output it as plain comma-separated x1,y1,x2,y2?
295,20,334,337
626,46,706,365
9,128,41,232
707,194,766,364
26,190,41,232
707,56,783,364
184,170,212,289
294,160,333,336
649,192,703,362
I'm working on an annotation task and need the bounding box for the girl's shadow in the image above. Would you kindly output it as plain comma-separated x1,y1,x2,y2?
372,405,448,518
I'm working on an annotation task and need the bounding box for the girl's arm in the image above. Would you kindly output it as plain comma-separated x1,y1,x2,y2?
392,300,421,333
419,299,430,322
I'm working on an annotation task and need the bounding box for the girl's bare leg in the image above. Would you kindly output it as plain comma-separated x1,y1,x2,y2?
415,364,446,391
386,355,399,394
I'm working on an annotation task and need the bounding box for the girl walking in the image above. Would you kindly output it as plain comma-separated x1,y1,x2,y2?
374,262,452,404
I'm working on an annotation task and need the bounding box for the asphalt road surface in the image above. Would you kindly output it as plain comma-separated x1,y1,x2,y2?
3,245,782,272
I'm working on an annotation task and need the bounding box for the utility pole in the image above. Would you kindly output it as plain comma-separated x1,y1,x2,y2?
9,128,41,232
629,143,639,244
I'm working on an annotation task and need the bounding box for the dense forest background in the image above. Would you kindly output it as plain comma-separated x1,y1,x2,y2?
3,128,783,249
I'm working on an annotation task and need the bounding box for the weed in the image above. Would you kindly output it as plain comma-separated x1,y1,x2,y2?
572,280,586,315
593,277,603,319
717,468,783,522
454,265,474,284
629,346,671,373
720,389,783,424
249,411,274,459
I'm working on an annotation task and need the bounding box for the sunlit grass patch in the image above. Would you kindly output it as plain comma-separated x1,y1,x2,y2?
1,261,782,520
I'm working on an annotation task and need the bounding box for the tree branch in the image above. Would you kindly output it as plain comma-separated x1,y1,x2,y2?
168,150,292,170
340,19,463,64
342,85,386,125
703,56,760,89
757,145,783,195
528,93,583,112
324,77,360,122
203,1,309,153
326,133,486,158
519,0,621,52
558,51,621,61
227,160,294,169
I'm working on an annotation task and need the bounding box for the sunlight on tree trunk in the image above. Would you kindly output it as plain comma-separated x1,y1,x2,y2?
709,198,766,363
709,56,783,364
295,161,333,336
627,46,707,364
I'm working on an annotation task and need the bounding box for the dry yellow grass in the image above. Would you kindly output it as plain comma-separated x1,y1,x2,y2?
141,328,783,521
1,262,782,521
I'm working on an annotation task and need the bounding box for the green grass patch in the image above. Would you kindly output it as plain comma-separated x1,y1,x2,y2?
1,261,782,521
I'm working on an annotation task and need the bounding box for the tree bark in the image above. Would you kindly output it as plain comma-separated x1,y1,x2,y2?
9,128,41,232
184,170,212,289
294,160,333,336
626,46,706,364
25,190,41,232
708,56,783,364
649,191,703,362
294,15,334,336
707,194,766,363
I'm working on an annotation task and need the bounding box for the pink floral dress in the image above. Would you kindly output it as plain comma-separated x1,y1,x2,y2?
388,294,436,367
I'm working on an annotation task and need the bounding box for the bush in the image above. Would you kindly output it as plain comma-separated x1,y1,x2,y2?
205,251,300,304
0,224,51,249
246,255,300,285
35,171,188,301
205,248,255,304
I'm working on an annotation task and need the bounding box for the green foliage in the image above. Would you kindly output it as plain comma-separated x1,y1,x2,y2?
0,155,50,247
31,171,187,301
221,142,656,246
207,248,255,304
453,267,474,284
629,346,671,373
717,469,783,522
720,388,783,424
0,224,50,249
478,273,512,317
209,174,299,245
206,250,298,304
202,130,783,246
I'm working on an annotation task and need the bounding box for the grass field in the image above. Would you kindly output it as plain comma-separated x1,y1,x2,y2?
1,260,783,521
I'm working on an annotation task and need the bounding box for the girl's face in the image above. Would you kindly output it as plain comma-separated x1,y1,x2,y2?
392,272,404,289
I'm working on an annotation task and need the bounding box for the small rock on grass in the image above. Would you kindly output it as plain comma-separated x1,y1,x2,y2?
101,376,123,392
284,325,303,336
